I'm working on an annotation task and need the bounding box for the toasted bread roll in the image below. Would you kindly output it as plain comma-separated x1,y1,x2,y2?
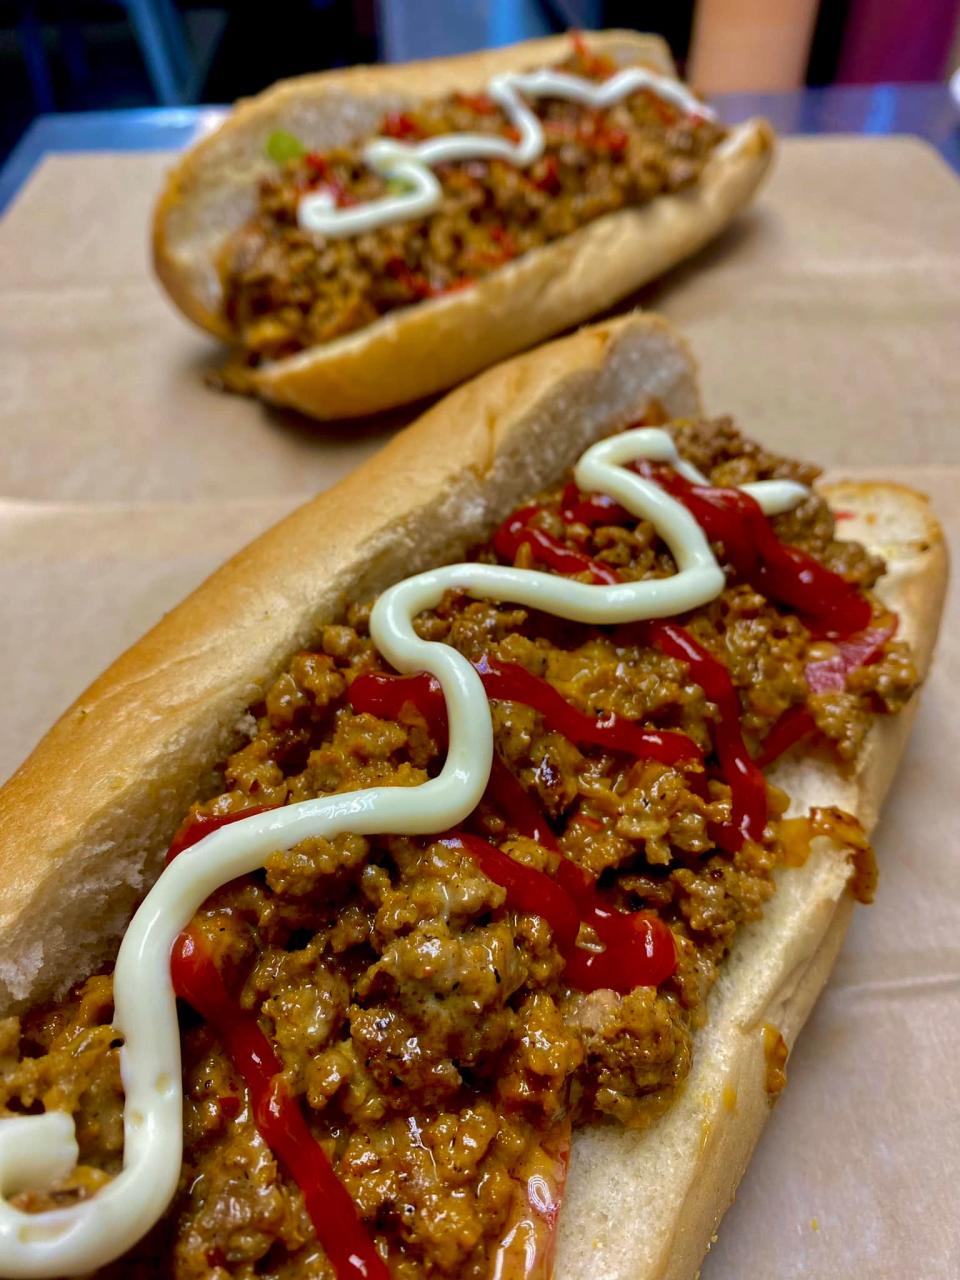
0,315,946,1279
153,32,773,419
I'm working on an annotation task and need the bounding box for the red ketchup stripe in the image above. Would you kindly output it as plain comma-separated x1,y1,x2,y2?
440,833,580,950
630,462,872,640
647,622,767,850
350,667,677,987
484,754,559,851
442,833,675,991
165,807,274,865
559,482,631,529
469,755,677,991
474,655,700,766
349,661,700,769
753,706,817,769
494,506,622,585
349,669,449,743
171,929,388,1280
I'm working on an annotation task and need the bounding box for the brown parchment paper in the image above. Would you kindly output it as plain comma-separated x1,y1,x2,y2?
1,136,959,1276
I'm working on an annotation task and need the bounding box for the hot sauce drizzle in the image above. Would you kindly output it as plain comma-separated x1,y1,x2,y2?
494,462,886,845
646,621,768,849
631,463,872,639
441,833,676,992
494,505,623,585
350,658,700,767
170,929,389,1280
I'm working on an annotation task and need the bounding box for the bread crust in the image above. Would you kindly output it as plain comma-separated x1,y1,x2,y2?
0,316,945,1278
151,31,774,418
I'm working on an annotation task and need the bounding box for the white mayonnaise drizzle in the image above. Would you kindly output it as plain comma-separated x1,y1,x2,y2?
298,66,715,238
0,430,805,1277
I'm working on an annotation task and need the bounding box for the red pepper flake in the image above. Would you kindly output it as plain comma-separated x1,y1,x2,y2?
301,154,357,207
572,810,603,832
438,275,474,294
385,256,435,300
489,224,518,255
455,91,497,115
218,1094,242,1119
571,31,617,80
304,151,328,178
544,118,578,141
642,88,678,126
531,153,562,194
381,111,421,140
598,125,629,155
317,179,357,208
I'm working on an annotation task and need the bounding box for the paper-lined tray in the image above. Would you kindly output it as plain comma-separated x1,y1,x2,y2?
1,134,958,1276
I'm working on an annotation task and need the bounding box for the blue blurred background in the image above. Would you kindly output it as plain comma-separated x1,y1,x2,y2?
3,0,959,166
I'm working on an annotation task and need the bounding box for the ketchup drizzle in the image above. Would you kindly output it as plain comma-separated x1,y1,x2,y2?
753,705,817,769
494,506,622,585
631,463,872,639
646,622,767,849
350,667,679,986
350,658,700,767
165,807,274,865
440,833,580,950
484,754,558,851
441,833,676,992
170,929,388,1280
559,481,630,529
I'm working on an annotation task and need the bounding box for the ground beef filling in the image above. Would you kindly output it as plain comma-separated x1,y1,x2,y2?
0,419,917,1278
218,47,725,371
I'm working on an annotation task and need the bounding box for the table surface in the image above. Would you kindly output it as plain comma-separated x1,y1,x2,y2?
1,81,958,216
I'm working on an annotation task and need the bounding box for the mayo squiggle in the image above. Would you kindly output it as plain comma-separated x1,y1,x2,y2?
0,430,806,1277
298,66,716,238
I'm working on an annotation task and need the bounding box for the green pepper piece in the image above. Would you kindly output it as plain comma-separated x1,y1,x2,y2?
266,130,306,164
